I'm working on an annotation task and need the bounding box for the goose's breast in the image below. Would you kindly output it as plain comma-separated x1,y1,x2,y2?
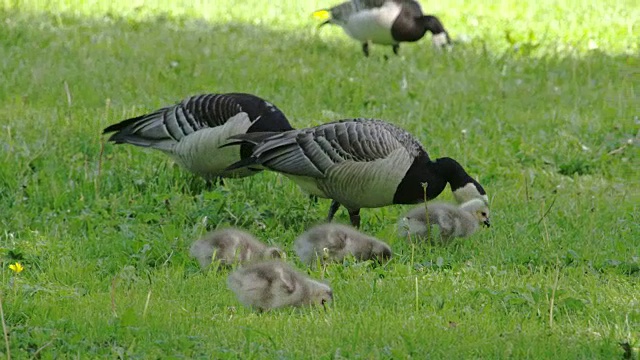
320,147,413,209
342,2,401,44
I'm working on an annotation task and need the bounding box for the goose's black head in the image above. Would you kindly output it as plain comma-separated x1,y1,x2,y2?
420,15,451,48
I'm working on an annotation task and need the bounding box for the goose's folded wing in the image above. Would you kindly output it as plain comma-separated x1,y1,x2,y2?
328,0,388,22
250,119,420,178
103,94,248,149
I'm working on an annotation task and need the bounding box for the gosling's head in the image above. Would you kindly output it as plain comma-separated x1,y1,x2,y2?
460,198,491,227
308,280,333,309
371,241,393,262
263,247,285,260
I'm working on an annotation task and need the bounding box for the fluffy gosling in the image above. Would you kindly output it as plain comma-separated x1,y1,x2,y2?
398,199,490,243
227,261,333,311
189,228,283,269
295,223,392,265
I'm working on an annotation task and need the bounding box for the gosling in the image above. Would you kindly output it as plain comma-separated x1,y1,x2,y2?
227,261,333,311
294,223,392,265
189,228,284,269
398,199,490,243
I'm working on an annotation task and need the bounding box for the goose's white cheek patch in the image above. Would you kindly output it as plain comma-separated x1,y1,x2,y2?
431,33,449,48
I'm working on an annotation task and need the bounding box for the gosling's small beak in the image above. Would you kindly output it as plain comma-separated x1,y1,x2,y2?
483,219,491,228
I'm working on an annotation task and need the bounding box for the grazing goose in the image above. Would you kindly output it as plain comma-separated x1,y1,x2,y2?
189,228,284,269
398,199,490,243
295,223,392,265
227,261,333,311
313,0,451,56
103,93,293,184
226,118,488,228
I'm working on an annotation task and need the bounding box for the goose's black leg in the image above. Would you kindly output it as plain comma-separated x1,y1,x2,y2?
327,200,341,221
348,209,361,228
362,42,370,57
392,44,400,55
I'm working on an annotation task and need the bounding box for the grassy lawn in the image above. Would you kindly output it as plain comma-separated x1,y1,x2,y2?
0,0,638,358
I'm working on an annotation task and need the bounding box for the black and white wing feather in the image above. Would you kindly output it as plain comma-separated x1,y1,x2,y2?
232,119,427,178
103,93,291,151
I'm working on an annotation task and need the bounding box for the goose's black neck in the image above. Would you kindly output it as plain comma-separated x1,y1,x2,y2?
393,155,484,204
419,15,448,35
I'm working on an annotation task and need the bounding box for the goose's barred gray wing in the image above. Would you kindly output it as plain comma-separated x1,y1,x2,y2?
235,119,426,178
322,0,387,24
102,92,293,181
103,93,290,149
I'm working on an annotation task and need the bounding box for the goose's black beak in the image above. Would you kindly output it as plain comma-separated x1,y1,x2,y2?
483,219,491,228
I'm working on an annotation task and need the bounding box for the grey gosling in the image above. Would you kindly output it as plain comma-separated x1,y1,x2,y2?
226,118,488,228
313,0,451,56
227,261,333,311
189,228,284,269
398,198,491,243
103,93,293,185
295,223,392,265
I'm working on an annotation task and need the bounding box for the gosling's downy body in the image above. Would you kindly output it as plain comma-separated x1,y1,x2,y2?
295,223,392,265
226,118,488,228
227,261,333,311
399,199,490,243
189,228,283,269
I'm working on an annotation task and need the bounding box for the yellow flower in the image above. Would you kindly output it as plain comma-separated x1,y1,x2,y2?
9,262,24,274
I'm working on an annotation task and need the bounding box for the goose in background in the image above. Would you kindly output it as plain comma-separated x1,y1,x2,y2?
226,118,488,228
227,261,333,311
313,0,451,56
398,198,490,243
295,223,392,265
103,93,293,184
189,228,284,269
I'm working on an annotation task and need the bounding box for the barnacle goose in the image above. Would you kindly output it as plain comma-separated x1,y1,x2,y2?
313,0,451,56
295,223,392,265
227,261,333,311
398,199,490,243
102,93,293,183
189,228,284,269
226,118,488,227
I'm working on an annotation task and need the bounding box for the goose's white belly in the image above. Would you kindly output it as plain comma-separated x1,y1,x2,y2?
169,112,255,179
342,2,401,45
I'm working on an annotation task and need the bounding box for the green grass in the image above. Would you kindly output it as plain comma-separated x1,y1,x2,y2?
0,0,638,358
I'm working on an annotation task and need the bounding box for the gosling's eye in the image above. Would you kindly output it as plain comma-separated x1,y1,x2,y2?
481,212,487,217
